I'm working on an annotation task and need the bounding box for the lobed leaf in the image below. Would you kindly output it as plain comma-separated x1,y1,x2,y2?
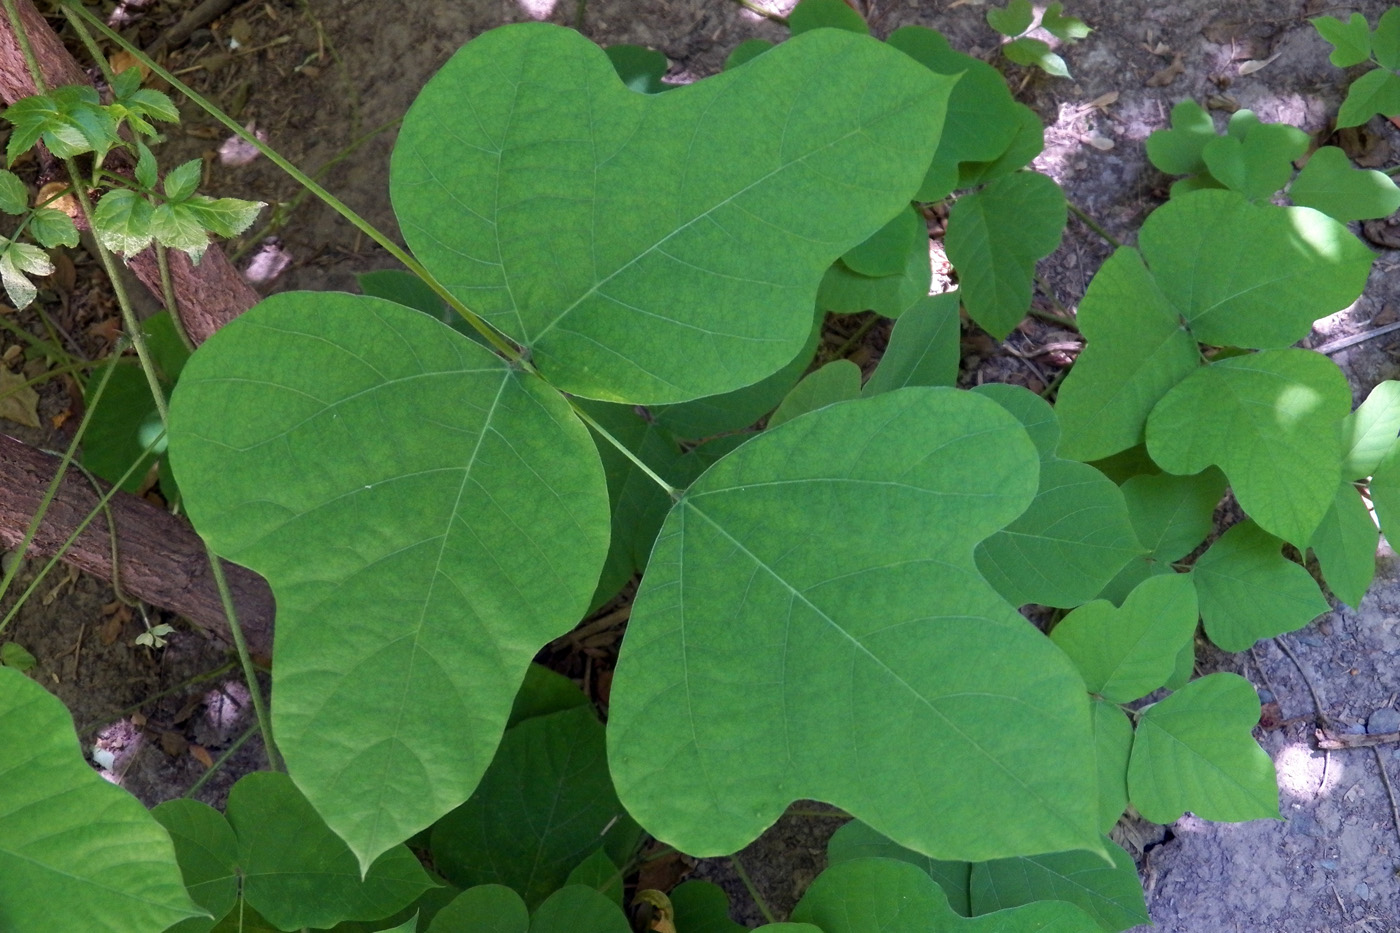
1374,7,1400,70
1200,121,1309,201
1312,13,1371,67
986,0,1034,37
1144,100,1216,177
1290,145,1400,222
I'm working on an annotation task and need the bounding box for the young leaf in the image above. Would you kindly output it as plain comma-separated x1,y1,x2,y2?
1041,4,1090,41
167,293,610,872
1002,37,1071,79
827,821,972,916
27,207,78,249
0,241,51,309
1336,67,1400,128
602,45,670,94
1373,6,1400,70
986,0,1034,37
975,457,1145,608
92,187,156,254
1146,348,1351,547
842,205,922,278
180,196,265,239
428,886,529,933
529,887,631,933
1119,469,1226,563
1311,13,1372,67
788,0,869,35
0,364,40,426
1190,521,1329,652
971,382,1059,459
969,837,1149,932
885,27,1023,202
151,800,240,933
564,849,623,907
1289,145,1400,222
1308,481,1377,608
1050,573,1199,703
134,140,159,190
1145,99,1216,176
863,292,961,396
429,706,640,909
0,640,36,670
670,881,749,933
0,169,26,214
1127,672,1279,824
793,858,1102,933
1346,381,1400,479
1091,699,1132,833
767,359,862,428
149,202,212,262
391,24,954,404
0,666,203,933
1200,122,1309,201
944,170,1066,339
608,388,1103,861
163,159,203,202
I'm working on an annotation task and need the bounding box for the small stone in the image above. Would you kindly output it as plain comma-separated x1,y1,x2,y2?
1354,882,1370,900
1296,632,1325,647
1318,858,1339,870
1258,688,1274,703
1368,708,1400,734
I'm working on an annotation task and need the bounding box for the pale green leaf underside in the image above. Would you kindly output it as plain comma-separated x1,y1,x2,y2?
969,836,1149,931
0,667,202,933
1147,348,1350,546
1128,672,1279,825
793,858,1101,932
1342,380,1400,479
1309,481,1377,607
609,388,1101,861
391,23,953,404
1191,521,1329,652
167,293,609,871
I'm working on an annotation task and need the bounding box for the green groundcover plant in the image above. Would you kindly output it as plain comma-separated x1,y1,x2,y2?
4,1,1400,930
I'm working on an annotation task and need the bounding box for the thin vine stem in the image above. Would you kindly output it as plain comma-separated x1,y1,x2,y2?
62,3,117,88
206,543,281,771
182,721,258,798
0,358,95,405
730,853,777,924
569,401,682,498
155,244,195,353
1066,199,1121,249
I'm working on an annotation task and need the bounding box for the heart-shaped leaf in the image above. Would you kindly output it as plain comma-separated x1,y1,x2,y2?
391,23,953,404
167,293,610,870
788,0,868,35
827,821,972,916
1290,146,1400,221
1309,481,1378,607
1147,348,1351,546
1128,672,1279,824
608,388,1101,861
864,292,961,396
152,800,239,933
1145,100,1216,177
1342,380,1400,478
0,667,202,933
969,837,1149,932
428,886,528,933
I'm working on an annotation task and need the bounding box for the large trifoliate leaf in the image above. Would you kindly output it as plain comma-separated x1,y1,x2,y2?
609,388,1102,861
1342,380,1400,479
0,667,202,933
827,820,972,916
969,837,1149,932
1290,146,1400,222
792,859,1101,932
944,171,1066,339
430,706,640,908
1147,349,1350,546
167,293,610,870
1309,481,1378,607
1191,521,1329,652
975,457,1144,609
864,292,961,396
391,23,953,404
1127,673,1279,824
1050,573,1198,703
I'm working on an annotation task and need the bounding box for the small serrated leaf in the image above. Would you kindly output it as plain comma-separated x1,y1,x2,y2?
0,171,27,214
92,188,155,254
150,202,211,262
181,196,265,238
163,159,203,202
126,87,180,124
134,141,158,190
0,250,37,310
1311,13,1372,67
111,67,143,100
27,208,78,249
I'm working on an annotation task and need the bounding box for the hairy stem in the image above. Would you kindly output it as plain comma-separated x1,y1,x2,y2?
207,543,281,771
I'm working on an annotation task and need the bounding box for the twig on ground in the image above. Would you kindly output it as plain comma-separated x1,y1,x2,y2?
1371,746,1400,853
1314,320,1400,356
145,0,247,57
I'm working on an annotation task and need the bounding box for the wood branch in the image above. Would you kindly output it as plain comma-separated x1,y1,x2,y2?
1315,726,1400,751
0,0,260,344
0,433,273,657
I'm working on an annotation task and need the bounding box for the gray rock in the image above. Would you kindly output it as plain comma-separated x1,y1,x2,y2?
1368,707,1400,734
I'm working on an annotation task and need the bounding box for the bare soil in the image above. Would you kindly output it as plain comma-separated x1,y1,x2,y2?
6,0,1400,929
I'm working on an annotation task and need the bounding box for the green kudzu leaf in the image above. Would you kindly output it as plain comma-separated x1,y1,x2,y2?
1145,100,1217,177
1191,521,1329,652
969,836,1148,932
972,383,1059,459
563,849,622,907
670,881,748,933
1290,145,1400,222
945,171,1065,339
1051,573,1198,704
0,666,202,933
92,187,155,254
0,640,36,670
1200,122,1309,201
1344,381,1400,478
827,821,972,916
768,359,862,429
430,706,640,909
1002,37,1071,78
1308,481,1377,608
1120,469,1226,563
392,23,952,404
793,858,1102,933
602,44,670,94
164,159,203,202
818,216,931,318
81,360,161,492
429,885,528,933
167,293,610,871
358,268,450,323
1128,672,1279,824
0,169,26,214
151,800,240,933
1147,348,1351,546
1042,4,1090,41
529,886,631,933
1091,699,1132,833
986,0,1034,37
1337,68,1400,128
507,663,589,730
724,38,774,70
842,205,922,278
1312,13,1371,67
789,0,868,35
886,27,1023,202
957,103,1046,189
609,388,1102,861
864,292,961,396
976,457,1144,609
1374,7,1400,70
27,207,78,249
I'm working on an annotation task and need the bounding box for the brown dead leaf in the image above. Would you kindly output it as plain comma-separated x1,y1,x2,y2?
1206,94,1240,113
50,410,69,429
635,845,689,893
1,345,19,366
633,891,677,933
160,731,189,758
190,745,214,769
1146,53,1184,87
108,50,149,81
99,608,129,646
130,711,147,728
36,181,78,219
1238,53,1281,76
1087,90,1119,111
0,368,40,428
